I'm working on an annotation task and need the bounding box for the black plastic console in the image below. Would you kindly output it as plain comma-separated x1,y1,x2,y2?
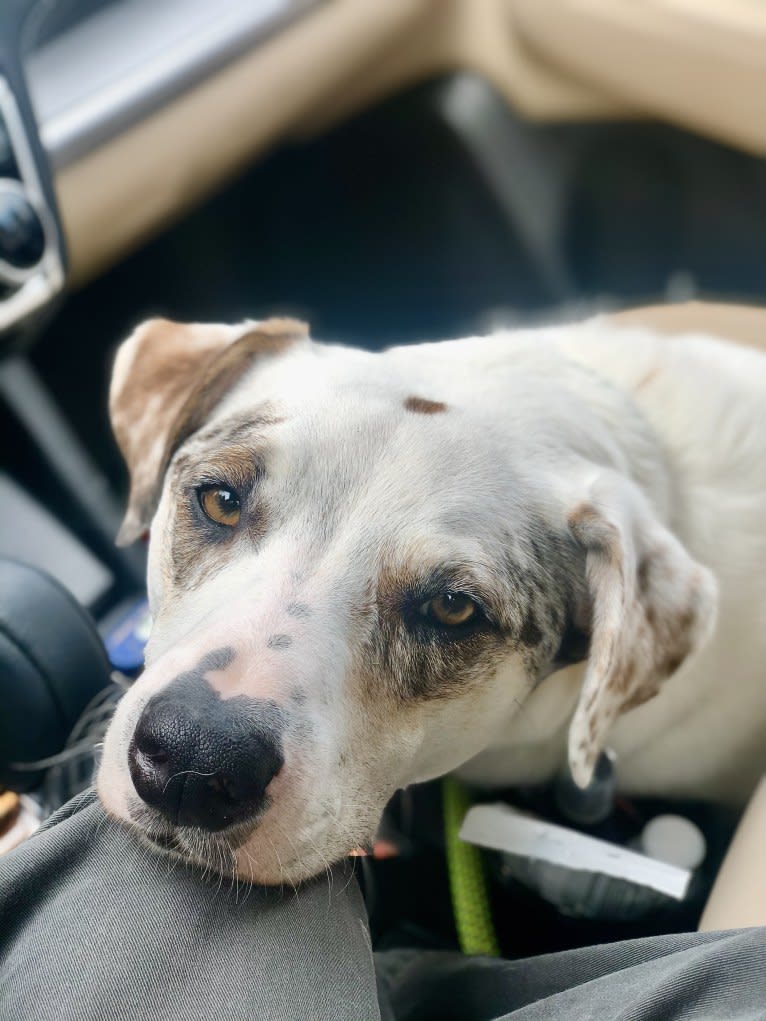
0,1,66,339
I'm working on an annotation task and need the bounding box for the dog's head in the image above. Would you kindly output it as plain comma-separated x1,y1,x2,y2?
98,318,716,883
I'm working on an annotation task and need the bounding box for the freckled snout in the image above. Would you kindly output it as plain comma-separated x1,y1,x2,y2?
128,670,285,832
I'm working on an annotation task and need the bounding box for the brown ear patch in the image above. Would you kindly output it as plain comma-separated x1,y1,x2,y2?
566,482,717,788
111,316,307,545
403,396,447,415
160,324,301,476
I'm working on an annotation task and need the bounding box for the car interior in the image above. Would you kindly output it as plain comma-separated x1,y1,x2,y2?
1,0,766,972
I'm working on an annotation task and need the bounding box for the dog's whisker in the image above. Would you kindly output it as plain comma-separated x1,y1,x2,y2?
297,828,336,909
160,769,216,796
270,820,306,904
213,840,226,899
233,842,256,908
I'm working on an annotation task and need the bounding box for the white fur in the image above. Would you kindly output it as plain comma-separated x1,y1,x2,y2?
99,317,766,883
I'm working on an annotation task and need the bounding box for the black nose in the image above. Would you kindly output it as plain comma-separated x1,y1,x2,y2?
128,678,284,831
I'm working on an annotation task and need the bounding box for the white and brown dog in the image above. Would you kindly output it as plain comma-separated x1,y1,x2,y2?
98,304,766,884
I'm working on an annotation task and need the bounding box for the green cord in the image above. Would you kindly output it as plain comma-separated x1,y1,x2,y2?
442,777,500,957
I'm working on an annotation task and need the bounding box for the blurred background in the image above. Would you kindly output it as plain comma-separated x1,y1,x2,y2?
0,0,764,943
5,0,766,520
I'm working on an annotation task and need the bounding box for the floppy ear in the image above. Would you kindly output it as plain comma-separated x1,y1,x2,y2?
565,470,717,788
109,316,308,546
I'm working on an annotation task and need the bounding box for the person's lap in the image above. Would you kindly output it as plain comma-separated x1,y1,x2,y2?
376,927,766,1021
0,789,380,1021
2,790,764,1021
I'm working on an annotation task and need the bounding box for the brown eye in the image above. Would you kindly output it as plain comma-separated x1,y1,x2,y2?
420,592,478,628
198,485,241,527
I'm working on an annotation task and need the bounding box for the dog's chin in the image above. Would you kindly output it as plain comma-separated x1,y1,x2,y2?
138,827,350,886
138,825,252,879
125,800,359,886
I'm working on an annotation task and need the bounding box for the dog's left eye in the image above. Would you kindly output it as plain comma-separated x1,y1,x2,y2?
419,592,478,628
197,485,241,527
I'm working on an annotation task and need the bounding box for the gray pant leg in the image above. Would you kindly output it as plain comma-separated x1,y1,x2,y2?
377,927,766,1021
0,789,380,1021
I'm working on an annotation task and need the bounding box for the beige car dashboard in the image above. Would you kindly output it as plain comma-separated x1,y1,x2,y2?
24,0,766,288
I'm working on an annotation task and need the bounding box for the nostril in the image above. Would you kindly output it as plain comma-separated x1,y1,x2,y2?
205,762,278,806
206,774,234,801
133,747,168,774
135,731,170,765
145,748,169,766
128,737,169,785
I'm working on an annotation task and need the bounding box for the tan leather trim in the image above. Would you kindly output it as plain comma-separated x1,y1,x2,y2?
699,776,766,931
609,301,766,353
54,0,623,287
292,0,623,143
56,0,766,285
513,0,766,157
56,0,426,285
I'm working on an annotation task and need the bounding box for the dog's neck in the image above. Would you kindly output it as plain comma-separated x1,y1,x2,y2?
546,333,679,528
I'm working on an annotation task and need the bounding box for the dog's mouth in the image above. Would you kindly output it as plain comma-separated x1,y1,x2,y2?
128,795,251,867
131,809,374,885
143,829,178,853
137,820,250,880
126,798,354,884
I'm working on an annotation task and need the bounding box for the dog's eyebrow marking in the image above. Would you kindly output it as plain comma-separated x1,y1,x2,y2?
192,404,285,447
267,633,293,650
286,602,312,619
403,396,447,415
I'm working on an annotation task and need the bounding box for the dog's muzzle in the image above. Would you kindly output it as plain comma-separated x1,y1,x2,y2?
127,675,285,832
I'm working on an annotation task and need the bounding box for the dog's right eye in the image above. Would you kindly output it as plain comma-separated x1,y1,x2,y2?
197,485,241,527
417,592,484,632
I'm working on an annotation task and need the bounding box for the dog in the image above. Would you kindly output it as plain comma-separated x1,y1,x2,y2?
98,306,766,884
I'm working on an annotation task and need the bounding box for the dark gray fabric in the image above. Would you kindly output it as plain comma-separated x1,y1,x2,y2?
2,790,766,1021
0,789,380,1021
376,927,766,1021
